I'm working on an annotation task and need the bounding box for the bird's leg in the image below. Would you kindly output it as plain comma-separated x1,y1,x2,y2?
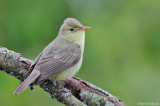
29,83,34,90
57,80,65,88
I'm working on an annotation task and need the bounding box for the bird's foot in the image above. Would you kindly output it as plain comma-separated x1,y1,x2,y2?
30,84,34,90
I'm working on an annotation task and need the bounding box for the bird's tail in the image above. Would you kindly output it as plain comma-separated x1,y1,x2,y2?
13,69,40,94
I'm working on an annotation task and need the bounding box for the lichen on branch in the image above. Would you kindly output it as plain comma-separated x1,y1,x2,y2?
0,46,124,106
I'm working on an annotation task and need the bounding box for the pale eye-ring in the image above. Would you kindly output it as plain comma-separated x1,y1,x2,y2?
70,28,74,31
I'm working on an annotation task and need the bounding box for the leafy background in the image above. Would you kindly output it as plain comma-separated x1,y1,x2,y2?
0,0,160,106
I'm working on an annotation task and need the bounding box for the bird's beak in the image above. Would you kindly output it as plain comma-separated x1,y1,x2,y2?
80,26,91,31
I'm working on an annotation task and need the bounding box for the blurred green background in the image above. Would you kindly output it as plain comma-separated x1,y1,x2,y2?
0,0,160,106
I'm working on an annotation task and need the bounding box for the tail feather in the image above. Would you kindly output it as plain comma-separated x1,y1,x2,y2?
14,70,40,94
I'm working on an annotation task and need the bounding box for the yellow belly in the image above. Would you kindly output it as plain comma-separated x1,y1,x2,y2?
53,56,83,80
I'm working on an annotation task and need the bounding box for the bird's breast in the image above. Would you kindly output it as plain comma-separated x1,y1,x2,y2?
54,56,83,80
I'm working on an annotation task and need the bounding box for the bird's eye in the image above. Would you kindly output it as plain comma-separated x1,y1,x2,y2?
70,28,74,31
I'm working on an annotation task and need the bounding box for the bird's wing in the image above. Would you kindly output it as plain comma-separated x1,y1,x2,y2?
34,43,81,83
26,51,43,78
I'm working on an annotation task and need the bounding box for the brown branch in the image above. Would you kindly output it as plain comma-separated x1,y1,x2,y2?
0,46,125,106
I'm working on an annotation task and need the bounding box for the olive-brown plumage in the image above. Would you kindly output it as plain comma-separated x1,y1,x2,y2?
14,18,91,94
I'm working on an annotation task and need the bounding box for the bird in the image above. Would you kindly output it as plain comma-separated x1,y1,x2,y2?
14,18,91,94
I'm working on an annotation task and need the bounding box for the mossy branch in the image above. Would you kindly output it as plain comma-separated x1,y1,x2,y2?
0,46,125,106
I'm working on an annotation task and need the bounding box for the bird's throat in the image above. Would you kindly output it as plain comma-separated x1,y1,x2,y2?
59,31,85,53
73,31,85,53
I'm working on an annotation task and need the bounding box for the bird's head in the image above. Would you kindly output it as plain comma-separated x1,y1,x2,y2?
58,18,91,42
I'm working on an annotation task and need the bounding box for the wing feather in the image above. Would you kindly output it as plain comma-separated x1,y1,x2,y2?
34,42,81,84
